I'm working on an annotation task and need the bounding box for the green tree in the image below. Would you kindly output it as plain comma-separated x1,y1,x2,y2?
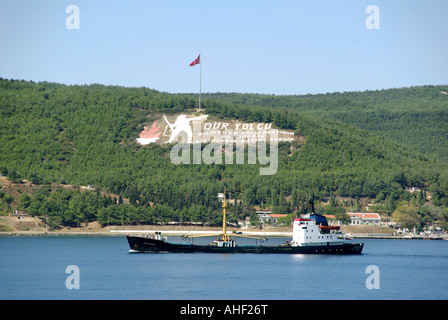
392,205,420,230
250,212,260,226
329,193,336,208
291,189,299,212
18,193,31,210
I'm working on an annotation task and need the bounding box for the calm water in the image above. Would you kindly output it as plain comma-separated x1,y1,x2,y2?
0,236,447,300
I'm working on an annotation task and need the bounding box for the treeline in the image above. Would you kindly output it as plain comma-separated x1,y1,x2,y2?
15,185,249,229
1,79,448,229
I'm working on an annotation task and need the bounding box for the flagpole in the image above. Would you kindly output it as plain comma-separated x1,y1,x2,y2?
199,54,202,111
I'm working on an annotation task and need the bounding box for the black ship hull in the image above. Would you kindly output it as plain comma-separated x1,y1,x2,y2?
126,235,364,254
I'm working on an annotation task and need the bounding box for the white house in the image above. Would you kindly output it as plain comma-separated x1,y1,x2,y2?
256,211,288,226
347,213,381,225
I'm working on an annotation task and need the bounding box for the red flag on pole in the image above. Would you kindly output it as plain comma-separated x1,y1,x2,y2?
189,55,200,66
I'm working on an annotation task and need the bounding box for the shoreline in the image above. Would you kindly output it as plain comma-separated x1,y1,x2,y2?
0,229,292,237
1,229,446,240
1,217,446,239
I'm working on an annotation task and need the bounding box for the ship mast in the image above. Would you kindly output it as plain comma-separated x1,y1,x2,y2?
222,186,229,241
181,187,267,242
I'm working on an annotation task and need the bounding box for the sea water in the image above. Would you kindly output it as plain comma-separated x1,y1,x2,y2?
0,236,447,300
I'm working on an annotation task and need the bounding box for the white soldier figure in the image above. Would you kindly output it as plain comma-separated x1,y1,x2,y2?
163,114,208,144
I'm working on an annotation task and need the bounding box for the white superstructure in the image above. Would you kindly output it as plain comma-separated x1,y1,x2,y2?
291,217,344,247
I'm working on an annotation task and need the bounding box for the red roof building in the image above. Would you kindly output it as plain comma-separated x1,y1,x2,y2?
347,212,381,225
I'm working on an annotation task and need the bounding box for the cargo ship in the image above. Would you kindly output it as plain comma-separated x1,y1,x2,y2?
126,190,363,254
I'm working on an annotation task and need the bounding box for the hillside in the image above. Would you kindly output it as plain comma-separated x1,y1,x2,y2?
201,85,448,161
1,78,448,230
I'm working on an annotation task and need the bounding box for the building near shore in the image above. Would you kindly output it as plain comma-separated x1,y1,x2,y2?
256,212,288,226
9,210,32,220
347,212,381,225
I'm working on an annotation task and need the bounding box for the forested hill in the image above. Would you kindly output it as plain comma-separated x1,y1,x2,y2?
1,78,448,229
201,85,448,161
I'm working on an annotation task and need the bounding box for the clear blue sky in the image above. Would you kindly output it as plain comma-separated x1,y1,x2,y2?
1,0,447,95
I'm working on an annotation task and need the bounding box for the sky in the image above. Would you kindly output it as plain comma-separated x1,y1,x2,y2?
1,0,447,95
